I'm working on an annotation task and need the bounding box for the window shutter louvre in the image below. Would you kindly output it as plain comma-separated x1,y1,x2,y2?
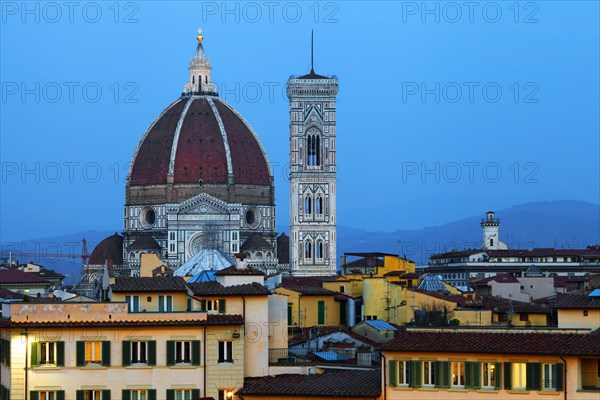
166,390,175,400
442,361,451,388
76,391,84,400
464,362,473,389
472,362,481,389
166,341,175,366
122,390,130,400
76,341,85,366
434,361,442,387
122,341,131,366
159,296,164,312
30,342,39,367
504,362,512,389
200,299,206,312
102,389,111,400
56,391,65,400
125,296,131,311
191,389,201,399
192,340,201,366
495,362,502,389
407,361,414,386
56,341,65,367
30,392,39,400
388,360,397,387
148,389,157,400
219,299,226,313
167,296,173,311
413,361,422,388
555,363,564,391
526,363,541,390
102,341,111,366
148,340,157,366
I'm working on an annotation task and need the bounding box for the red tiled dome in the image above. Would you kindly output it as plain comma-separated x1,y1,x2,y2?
89,233,123,265
128,96,271,187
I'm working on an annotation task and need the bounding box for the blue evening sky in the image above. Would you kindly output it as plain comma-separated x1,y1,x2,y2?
1,1,599,241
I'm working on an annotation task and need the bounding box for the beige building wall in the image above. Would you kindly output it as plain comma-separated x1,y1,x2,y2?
385,352,599,400
110,291,189,312
205,326,245,399
558,308,600,330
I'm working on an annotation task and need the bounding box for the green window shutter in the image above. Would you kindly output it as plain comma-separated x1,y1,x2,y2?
187,298,192,311
472,362,481,389
148,340,157,366
200,299,206,312
167,296,173,311
30,342,39,367
76,391,84,400
76,341,85,366
339,302,347,325
159,296,164,312
122,390,130,400
56,391,65,400
148,389,157,400
191,389,200,399
166,390,175,400
406,361,414,386
434,361,442,387
219,299,226,313
102,390,111,400
122,341,131,366
412,361,422,388
495,362,502,389
464,362,473,389
125,296,131,311
388,360,397,387
166,341,175,366
504,362,512,389
555,363,564,391
56,341,65,367
318,301,325,325
288,305,293,325
192,340,201,366
526,363,541,390
30,392,39,400
102,341,111,366
442,361,451,388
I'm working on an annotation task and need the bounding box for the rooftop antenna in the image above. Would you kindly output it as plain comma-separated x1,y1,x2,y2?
311,29,314,73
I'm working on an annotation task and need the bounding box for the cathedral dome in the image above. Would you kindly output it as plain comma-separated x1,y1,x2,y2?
89,233,123,265
128,96,271,190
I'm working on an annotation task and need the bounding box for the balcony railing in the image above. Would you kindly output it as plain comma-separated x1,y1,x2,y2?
269,348,315,365
581,372,600,390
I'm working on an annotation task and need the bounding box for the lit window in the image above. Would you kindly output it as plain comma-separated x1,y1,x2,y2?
38,392,58,400
86,341,102,365
83,390,102,400
218,341,233,363
482,362,498,388
423,361,435,386
512,363,526,389
397,360,409,385
218,389,234,400
452,361,465,387
40,342,56,365
131,390,147,400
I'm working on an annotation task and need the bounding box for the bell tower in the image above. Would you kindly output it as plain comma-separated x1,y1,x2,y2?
286,34,339,276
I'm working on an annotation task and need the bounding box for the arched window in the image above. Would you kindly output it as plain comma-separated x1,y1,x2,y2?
316,196,323,215
316,241,323,259
305,240,312,259
305,196,312,215
307,129,321,166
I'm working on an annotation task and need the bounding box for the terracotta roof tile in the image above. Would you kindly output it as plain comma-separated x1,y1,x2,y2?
556,293,600,309
111,277,187,292
188,281,270,296
215,265,265,276
0,269,52,284
236,370,381,398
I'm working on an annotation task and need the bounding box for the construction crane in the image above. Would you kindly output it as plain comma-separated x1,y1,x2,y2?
0,238,90,266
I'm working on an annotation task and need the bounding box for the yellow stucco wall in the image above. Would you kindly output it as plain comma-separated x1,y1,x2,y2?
277,287,340,327
110,291,189,312
384,351,600,400
558,309,600,330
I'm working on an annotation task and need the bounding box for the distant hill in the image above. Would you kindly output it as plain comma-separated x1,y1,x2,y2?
2,200,598,282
